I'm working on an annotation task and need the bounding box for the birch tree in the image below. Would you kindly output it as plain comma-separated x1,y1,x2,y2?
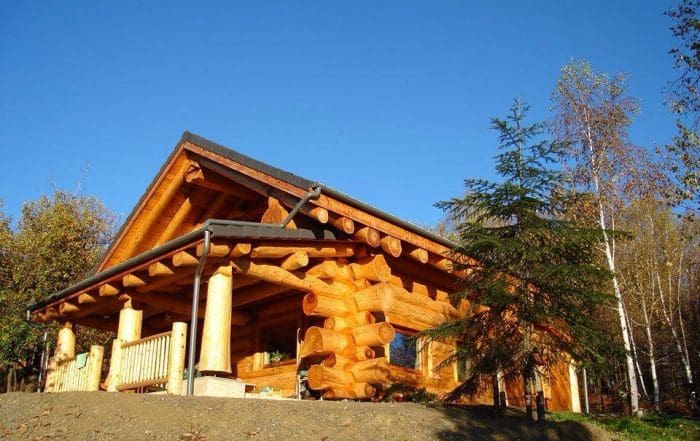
552,60,643,414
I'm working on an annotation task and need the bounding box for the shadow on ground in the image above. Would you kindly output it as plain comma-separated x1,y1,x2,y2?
432,404,617,441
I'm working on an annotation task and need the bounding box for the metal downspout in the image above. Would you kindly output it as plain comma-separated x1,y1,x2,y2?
281,187,321,227
186,229,211,396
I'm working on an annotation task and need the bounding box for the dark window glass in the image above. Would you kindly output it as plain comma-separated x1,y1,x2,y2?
389,332,418,370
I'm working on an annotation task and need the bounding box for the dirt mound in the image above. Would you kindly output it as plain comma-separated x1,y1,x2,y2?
0,392,614,440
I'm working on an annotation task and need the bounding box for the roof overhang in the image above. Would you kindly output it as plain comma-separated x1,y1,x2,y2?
27,220,344,317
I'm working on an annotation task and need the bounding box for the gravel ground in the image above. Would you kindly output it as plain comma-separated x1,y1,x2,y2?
0,392,615,441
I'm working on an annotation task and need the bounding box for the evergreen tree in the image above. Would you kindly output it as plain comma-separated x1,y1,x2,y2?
423,100,621,418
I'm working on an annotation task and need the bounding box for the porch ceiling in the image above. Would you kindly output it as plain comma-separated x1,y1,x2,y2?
28,221,355,332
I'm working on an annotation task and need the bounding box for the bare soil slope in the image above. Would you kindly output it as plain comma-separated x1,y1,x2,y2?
0,392,614,441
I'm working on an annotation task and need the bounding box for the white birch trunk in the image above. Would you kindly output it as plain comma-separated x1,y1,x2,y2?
655,270,693,384
641,296,660,411
625,302,648,398
582,108,639,414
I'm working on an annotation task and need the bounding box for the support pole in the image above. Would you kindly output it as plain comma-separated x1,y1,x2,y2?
187,229,210,395
583,368,590,414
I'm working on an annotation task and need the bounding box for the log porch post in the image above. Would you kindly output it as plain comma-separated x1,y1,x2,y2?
107,302,143,392
198,265,233,373
55,322,75,361
86,345,104,391
167,321,188,394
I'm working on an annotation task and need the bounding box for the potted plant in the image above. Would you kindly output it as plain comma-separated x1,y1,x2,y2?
269,350,289,366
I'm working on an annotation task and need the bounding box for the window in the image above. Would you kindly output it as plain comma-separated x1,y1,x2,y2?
262,323,297,366
388,332,421,370
456,357,472,382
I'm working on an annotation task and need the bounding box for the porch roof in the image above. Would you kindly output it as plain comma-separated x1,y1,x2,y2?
27,219,345,317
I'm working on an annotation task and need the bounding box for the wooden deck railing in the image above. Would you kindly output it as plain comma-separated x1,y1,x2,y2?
45,345,104,392
110,322,187,394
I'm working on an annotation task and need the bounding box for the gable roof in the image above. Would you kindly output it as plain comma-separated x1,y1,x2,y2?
96,131,454,272
181,131,454,248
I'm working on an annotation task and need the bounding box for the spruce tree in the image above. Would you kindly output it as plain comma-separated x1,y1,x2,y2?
424,100,620,418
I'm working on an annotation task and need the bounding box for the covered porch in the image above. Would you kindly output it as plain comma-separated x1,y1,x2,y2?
30,220,368,398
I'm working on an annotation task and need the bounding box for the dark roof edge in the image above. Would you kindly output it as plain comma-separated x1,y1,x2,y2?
181,131,456,250
28,220,341,313
29,227,205,313
182,131,316,190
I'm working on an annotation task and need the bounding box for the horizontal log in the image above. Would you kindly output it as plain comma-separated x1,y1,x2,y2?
349,357,391,384
261,197,296,228
308,207,329,224
353,283,454,326
172,251,199,267
78,293,96,304
299,327,350,357
407,247,429,264
351,322,395,347
148,262,174,277
355,346,376,361
387,274,450,301
349,255,392,282
322,353,354,369
230,243,252,258
305,261,339,279
323,311,375,330
355,226,380,247
308,365,353,390
123,274,146,287
230,259,350,298
184,165,257,200
350,322,395,346
250,245,354,259
280,251,309,271
323,383,376,400
302,293,350,316
329,215,355,234
196,242,231,257
59,302,79,315
35,307,59,322
352,283,394,312
380,236,402,258
354,282,460,320
99,283,119,297
383,313,432,332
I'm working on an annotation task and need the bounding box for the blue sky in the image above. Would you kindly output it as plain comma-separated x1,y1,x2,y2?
0,1,680,229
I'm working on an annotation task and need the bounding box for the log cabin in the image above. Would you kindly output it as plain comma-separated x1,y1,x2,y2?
27,131,581,411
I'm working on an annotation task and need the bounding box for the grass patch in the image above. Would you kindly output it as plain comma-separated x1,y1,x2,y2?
550,411,700,441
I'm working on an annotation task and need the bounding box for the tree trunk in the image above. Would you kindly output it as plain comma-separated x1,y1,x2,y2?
524,374,534,421
641,296,660,411
602,210,639,414
624,298,648,397
492,373,501,417
656,270,693,384
581,117,639,414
